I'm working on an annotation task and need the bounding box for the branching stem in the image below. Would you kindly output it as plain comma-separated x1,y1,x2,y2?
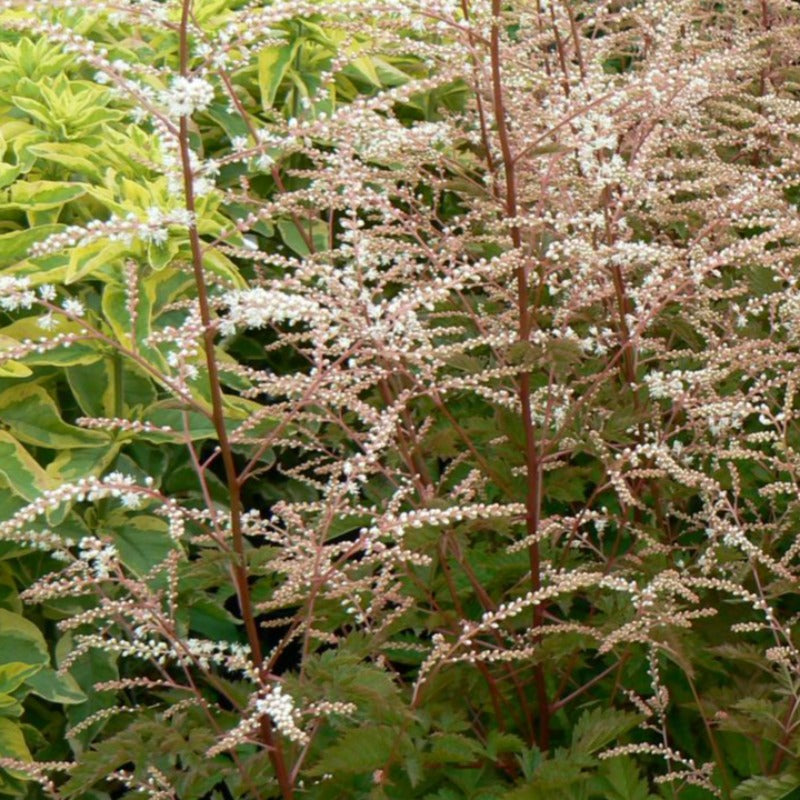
490,0,549,749
177,3,293,797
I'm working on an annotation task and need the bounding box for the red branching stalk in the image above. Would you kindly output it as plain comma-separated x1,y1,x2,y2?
176,2,294,797
490,0,549,749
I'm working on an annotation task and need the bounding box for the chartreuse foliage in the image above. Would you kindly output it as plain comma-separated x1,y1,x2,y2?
0,1,798,799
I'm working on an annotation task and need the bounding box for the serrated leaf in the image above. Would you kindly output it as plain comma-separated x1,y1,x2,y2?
507,341,540,367
308,725,400,775
591,756,659,800
59,637,118,751
486,730,526,759
425,732,485,765
732,774,800,800
60,720,173,797
547,337,583,370
503,753,591,798
570,708,642,755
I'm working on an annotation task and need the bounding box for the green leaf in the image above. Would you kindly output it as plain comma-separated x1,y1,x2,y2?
591,757,659,800
140,402,216,442
58,637,118,751
0,164,20,190
0,431,53,500
485,731,526,759
202,247,247,288
66,239,126,283
0,384,108,449
0,693,23,717
101,282,166,370
258,41,301,110
425,732,485,765
277,218,329,256
0,358,31,379
732,773,800,800
0,224,65,267
25,142,101,178
0,718,31,761
108,515,178,576
0,663,41,695
204,103,250,142
147,238,179,271
2,180,87,210
0,608,49,667
60,720,172,796
187,599,241,643
503,752,592,798
25,667,86,704
67,358,156,418
308,725,400,775
347,55,382,87
570,708,643,755
0,318,101,367
46,445,120,483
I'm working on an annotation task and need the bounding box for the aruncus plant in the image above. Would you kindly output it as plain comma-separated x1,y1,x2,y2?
0,1,798,798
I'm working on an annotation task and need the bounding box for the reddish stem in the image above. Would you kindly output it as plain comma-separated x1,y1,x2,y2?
490,0,550,749
177,4,293,797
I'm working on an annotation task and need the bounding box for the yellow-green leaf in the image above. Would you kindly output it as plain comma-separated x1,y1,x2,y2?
0,663,41,695
45,445,120,483
0,609,49,667
0,384,108,449
2,180,87,210
0,718,31,763
0,431,52,500
258,41,300,110
25,142,101,178
0,224,65,267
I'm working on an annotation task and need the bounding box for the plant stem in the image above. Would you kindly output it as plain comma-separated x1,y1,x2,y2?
490,0,549,749
176,3,293,797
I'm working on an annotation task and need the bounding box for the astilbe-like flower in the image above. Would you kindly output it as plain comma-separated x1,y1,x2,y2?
5,0,800,795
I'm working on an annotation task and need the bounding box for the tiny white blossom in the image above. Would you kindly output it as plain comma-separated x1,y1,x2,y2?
62,298,85,317
161,75,215,117
37,313,57,331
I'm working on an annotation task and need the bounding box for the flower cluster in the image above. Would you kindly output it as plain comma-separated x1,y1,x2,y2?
160,75,214,118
